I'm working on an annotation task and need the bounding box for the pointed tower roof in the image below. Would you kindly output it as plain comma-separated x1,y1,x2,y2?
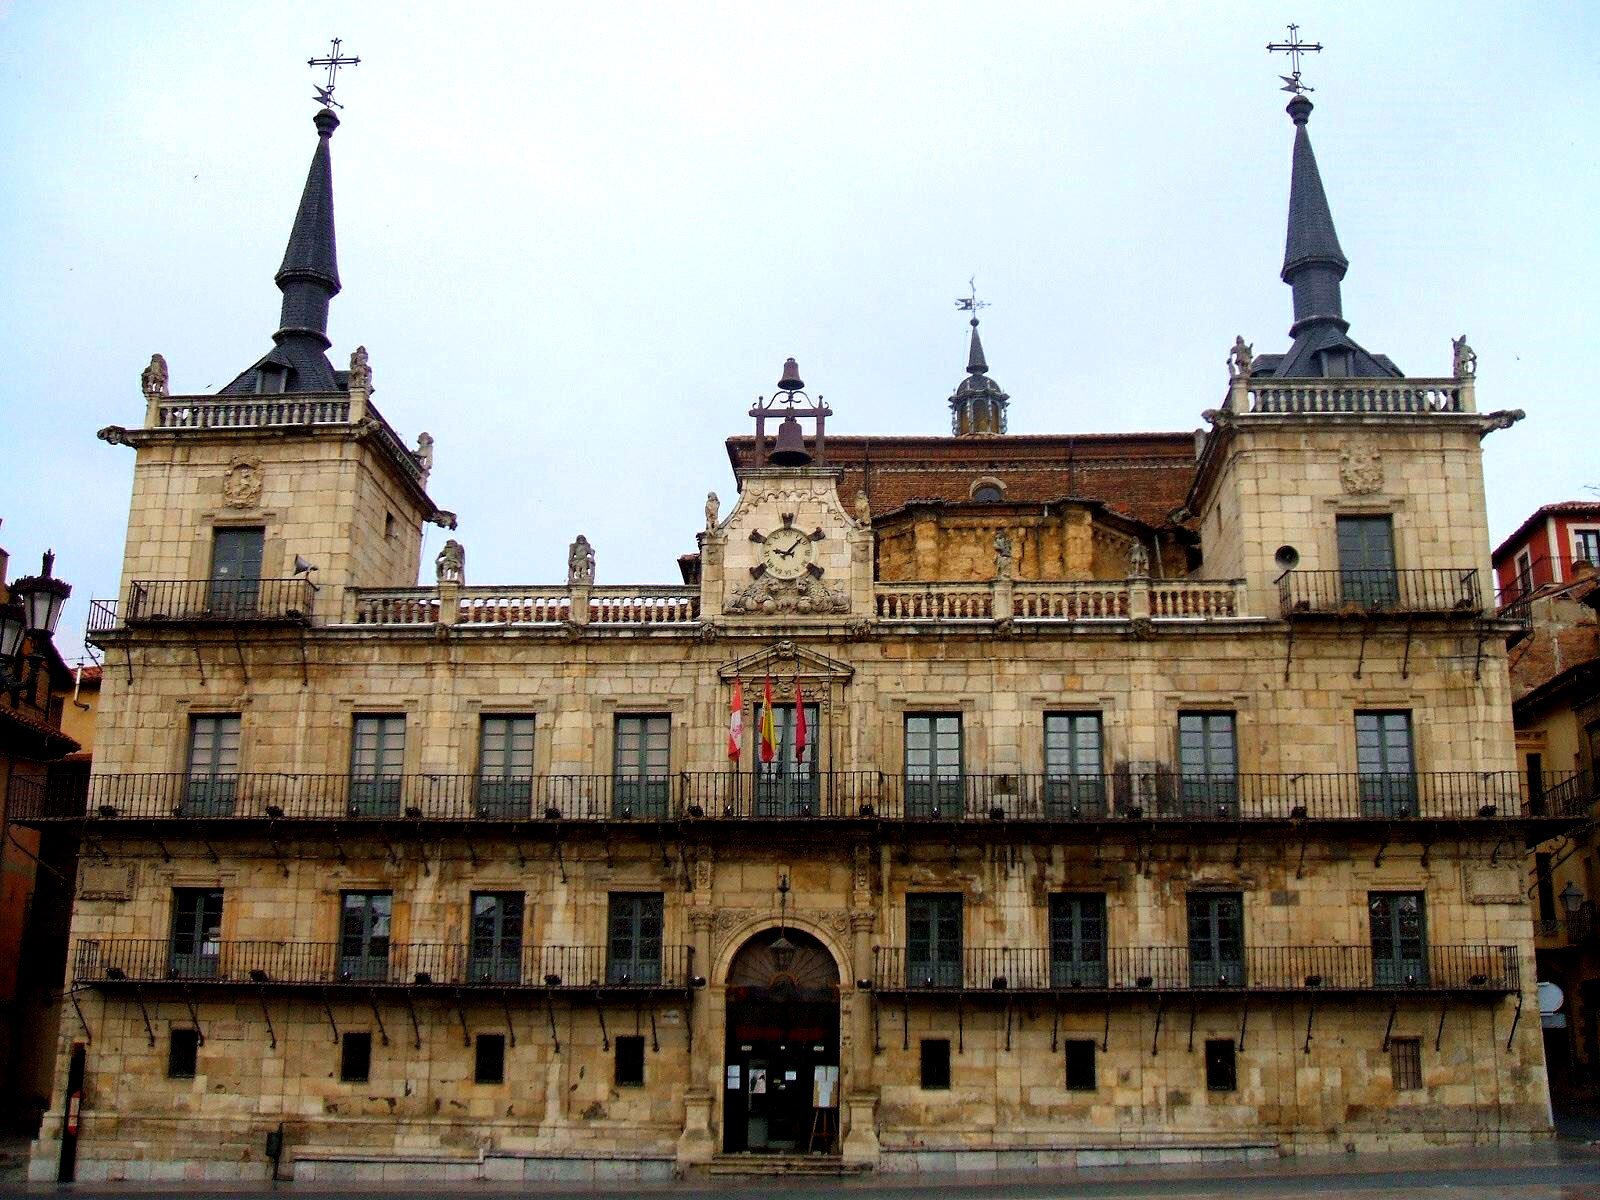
949,318,1009,436
1255,95,1401,380
219,108,344,394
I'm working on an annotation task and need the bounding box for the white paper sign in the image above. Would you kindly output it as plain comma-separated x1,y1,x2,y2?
726,1065,741,1089
813,1064,839,1108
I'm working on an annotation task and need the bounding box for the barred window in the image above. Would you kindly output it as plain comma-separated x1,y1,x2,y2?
1389,1037,1422,1091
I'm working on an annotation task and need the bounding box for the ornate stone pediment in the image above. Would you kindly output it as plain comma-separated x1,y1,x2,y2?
717,641,854,683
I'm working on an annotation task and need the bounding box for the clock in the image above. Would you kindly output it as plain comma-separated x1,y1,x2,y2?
751,514,825,581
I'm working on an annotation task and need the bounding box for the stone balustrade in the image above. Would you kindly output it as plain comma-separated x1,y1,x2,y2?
351,585,699,626
1011,582,1129,620
1149,580,1247,618
874,583,994,621
155,394,351,429
1227,376,1470,416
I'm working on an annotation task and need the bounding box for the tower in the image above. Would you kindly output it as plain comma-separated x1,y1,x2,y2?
948,318,1009,436
97,108,447,620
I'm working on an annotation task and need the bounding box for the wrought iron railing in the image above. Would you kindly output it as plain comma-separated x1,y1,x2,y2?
1279,569,1483,616
88,578,316,633
73,939,693,990
16,769,1587,824
872,943,1519,994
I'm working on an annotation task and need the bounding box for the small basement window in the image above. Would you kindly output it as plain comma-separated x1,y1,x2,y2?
1389,1037,1422,1091
615,1035,645,1087
1064,1039,1096,1091
1204,1038,1236,1092
341,1031,372,1083
168,1028,199,1079
475,1034,505,1085
920,1038,951,1089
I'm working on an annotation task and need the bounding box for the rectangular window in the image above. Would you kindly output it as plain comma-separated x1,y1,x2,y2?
474,1033,505,1085
1515,550,1534,599
905,714,963,819
907,893,963,988
469,892,525,983
340,891,392,981
1187,892,1245,987
1044,713,1106,816
607,893,664,984
920,1038,951,1089
613,715,670,818
755,702,821,816
1389,1037,1423,1091
1574,530,1600,568
1204,1039,1237,1092
1064,1039,1097,1091
208,526,265,613
1370,892,1428,986
349,714,405,817
477,716,534,818
1177,712,1238,816
1536,853,1557,924
169,887,223,978
1356,711,1417,817
168,1028,199,1079
1336,515,1399,608
184,714,240,816
1049,893,1108,987
615,1035,645,1087
340,1031,372,1083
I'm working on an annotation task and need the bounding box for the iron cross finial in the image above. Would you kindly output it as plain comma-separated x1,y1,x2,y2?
308,37,361,110
955,276,990,326
1266,23,1322,95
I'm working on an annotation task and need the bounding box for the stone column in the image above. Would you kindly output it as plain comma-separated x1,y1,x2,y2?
678,908,717,1166
842,907,880,1166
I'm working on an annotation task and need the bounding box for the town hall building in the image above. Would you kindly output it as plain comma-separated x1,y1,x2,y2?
19,59,1592,1186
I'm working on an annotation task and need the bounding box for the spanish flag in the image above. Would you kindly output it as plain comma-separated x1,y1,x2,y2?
727,678,743,763
759,676,777,764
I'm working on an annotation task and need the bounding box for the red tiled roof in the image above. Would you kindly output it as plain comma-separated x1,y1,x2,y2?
0,705,79,758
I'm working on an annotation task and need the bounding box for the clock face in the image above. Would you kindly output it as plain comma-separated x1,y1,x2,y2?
763,526,814,579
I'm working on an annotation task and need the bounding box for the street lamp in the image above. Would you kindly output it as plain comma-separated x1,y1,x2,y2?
2,551,71,700
1560,882,1585,917
770,873,796,974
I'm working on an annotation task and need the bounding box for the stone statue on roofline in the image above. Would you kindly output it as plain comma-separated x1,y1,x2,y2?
415,432,434,475
854,490,872,526
705,492,720,530
994,530,1014,580
1128,541,1150,578
349,345,372,392
1451,335,1477,380
568,535,595,586
435,539,465,584
1227,336,1254,380
141,353,169,400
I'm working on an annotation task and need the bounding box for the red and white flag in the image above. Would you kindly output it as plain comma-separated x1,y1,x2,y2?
727,678,743,763
794,683,808,764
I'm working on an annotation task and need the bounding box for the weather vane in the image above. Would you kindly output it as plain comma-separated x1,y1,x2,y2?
954,277,989,327
308,37,360,109
1266,23,1322,95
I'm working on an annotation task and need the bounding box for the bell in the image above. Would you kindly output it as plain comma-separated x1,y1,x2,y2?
777,357,804,392
769,414,812,466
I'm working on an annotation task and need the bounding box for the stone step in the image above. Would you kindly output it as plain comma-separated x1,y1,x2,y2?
707,1154,868,1177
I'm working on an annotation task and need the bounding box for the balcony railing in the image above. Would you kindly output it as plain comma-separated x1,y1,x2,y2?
875,580,1247,623
350,585,700,627
873,943,1519,994
1226,377,1469,416
17,769,1588,825
88,578,316,634
1279,568,1483,617
73,939,693,991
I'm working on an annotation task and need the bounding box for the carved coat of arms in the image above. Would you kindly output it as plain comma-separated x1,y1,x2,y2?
222,456,264,508
1338,441,1384,496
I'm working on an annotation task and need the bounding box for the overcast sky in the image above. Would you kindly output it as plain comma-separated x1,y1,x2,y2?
3,2,1596,660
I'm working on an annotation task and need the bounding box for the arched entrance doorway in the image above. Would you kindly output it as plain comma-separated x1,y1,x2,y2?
722,927,840,1154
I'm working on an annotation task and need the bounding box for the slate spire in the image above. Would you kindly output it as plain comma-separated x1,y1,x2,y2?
275,107,342,345
218,107,344,394
966,322,988,375
1257,94,1401,380
1280,95,1348,338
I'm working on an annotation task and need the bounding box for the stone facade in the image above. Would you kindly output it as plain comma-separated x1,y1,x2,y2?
20,373,1575,1183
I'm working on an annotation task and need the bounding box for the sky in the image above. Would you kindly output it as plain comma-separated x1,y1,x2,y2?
2,2,1597,661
